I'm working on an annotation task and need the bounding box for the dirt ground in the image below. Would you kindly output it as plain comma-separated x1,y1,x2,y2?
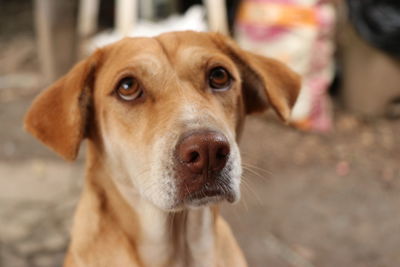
1,3,400,267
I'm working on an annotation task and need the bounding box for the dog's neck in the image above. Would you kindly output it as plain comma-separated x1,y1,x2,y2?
70,146,217,267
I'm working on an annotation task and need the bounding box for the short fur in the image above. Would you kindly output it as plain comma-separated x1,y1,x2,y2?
24,31,300,267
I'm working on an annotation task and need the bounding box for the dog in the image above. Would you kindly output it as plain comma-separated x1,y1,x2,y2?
24,31,300,267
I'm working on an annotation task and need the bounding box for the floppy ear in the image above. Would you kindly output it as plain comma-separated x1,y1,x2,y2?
211,33,301,121
24,51,101,161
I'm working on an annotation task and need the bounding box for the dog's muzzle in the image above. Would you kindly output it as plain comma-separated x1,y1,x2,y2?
174,130,235,204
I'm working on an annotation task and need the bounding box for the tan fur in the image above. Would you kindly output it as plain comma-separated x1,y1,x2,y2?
24,31,300,267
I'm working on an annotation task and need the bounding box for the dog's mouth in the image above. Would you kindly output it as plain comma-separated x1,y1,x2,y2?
183,181,237,207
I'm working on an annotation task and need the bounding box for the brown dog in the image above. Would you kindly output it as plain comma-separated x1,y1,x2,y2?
24,31,300,267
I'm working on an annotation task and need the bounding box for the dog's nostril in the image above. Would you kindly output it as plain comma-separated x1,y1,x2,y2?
189,151,200,163
176,130,230,175
216,146,229,159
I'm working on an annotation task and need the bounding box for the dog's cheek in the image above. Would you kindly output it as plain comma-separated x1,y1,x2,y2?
105,138,142,188
98,115,146,190
142,133,179,210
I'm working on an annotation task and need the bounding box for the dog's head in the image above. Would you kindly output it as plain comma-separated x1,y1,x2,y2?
25,31,300,211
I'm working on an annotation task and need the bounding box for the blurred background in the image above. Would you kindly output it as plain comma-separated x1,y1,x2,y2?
0,0,399,266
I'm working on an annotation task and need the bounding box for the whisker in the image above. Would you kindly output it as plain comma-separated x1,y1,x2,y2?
242,162,273,176
242,166,264,179
238,184,249,212
241,175,263,205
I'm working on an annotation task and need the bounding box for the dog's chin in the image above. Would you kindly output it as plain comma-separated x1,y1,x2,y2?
180,186,240,209
152,192,240,213
186,186,236,203
185,194,237,209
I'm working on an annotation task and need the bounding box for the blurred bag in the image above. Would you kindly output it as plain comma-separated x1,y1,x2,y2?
347,0,400,58
235,0,336,132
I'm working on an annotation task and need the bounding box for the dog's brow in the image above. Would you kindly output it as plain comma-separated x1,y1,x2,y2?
125,55,163,78
179,47,208,62
178,46,233,71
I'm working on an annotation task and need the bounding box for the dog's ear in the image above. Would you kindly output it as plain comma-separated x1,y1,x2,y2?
24,51,102,161
211,33,301,121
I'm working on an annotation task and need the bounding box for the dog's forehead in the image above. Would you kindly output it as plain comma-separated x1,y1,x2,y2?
104,32,220,65
104,37,161,64
155,31,219,53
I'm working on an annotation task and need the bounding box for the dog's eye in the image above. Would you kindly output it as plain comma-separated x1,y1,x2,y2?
209,67,231,91
116,77,143,101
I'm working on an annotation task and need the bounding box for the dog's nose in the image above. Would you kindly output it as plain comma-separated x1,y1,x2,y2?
176,131,230,174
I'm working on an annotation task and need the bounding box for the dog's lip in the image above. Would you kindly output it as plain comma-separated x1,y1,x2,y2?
186,185,235,203
189,188,223,199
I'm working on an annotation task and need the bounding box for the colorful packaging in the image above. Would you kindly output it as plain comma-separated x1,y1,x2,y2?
235,0,336,131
